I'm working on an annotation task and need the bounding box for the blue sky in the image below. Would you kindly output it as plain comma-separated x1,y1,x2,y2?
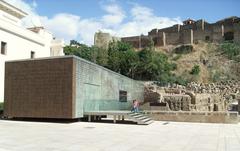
9,0,240,45
31,0,240,23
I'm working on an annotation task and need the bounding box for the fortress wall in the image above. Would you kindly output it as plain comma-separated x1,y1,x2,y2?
193,29,212,43
212,24,224,42
148,29,158,36
165,32,180,45
140,36,151,48
180,29,193,44
155,36,164,47
233,23,240,42
195,20,205,30
224,24,235,33
101,17,240,49
150,32,164,47
158,25,180,33
221,19,236,26
151,36,158,46
121,36,140,48
121,36,151,49
204,23,212,31
181,24,194,30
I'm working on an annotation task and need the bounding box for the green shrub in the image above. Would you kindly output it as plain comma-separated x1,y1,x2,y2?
154,74,189,86
190,65,200,75
220,42,240,62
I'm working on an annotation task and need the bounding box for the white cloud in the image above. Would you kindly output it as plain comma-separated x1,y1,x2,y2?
6,0,182,45
7,0,41,26
39,14,103,44
102,4,125,27
7,0,35,13
116,5,181,37
131,5,153,21
40,14,81,41
77,19,103,44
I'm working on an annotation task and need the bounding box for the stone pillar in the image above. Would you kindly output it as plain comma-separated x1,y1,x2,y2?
221,25,224,37
202,19,205,31
190,29,193,45
177,24,181,32
163,32,166,46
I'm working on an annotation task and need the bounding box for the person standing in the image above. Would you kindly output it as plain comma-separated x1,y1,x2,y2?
132,99,139,113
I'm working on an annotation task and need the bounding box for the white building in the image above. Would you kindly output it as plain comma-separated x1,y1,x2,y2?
0,0,64,102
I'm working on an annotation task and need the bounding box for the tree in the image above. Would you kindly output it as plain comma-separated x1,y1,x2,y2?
64,40,180,84
64,43,98,62
107,41,121,72
95,46,108,67
120,49,139,78
134,45,176,81
70,40,80,46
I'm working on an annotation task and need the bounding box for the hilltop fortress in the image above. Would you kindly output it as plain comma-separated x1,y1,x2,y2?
94,16,240,49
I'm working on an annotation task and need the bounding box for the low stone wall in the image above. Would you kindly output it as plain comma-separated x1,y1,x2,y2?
144,111,239,124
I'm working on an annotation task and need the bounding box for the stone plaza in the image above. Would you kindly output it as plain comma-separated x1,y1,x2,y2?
0,119,240,151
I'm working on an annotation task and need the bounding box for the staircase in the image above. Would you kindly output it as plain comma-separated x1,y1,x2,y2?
128,112,154,125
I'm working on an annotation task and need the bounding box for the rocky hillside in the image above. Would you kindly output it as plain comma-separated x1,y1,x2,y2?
156,41,240,83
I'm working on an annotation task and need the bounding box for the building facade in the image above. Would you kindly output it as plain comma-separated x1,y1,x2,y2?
4,56,144,119
0,0,64,102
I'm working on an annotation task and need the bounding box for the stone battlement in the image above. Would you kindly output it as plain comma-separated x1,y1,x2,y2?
94,16,240,49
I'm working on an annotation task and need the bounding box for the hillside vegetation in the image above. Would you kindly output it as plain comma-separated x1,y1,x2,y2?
64,40,240,85
161,41,240,83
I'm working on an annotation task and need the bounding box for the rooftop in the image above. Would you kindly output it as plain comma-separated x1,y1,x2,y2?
0,0,28,19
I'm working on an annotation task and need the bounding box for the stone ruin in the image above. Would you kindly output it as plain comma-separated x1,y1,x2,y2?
142,80,240,112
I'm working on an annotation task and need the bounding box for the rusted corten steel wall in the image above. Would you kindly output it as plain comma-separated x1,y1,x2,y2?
4,56,144,119
4,57,75,119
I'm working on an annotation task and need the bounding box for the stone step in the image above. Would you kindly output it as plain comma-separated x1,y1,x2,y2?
129,112,141,116
131,114,144,118
136,116,149,120
128,112,154,125
141,118,152,123
144,120,154,125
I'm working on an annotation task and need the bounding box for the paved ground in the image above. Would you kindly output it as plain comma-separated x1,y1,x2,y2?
0,119,240,151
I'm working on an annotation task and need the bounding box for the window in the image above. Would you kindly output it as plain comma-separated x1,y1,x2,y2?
30,51,35,59
119,90,127,102
1,41,7,55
